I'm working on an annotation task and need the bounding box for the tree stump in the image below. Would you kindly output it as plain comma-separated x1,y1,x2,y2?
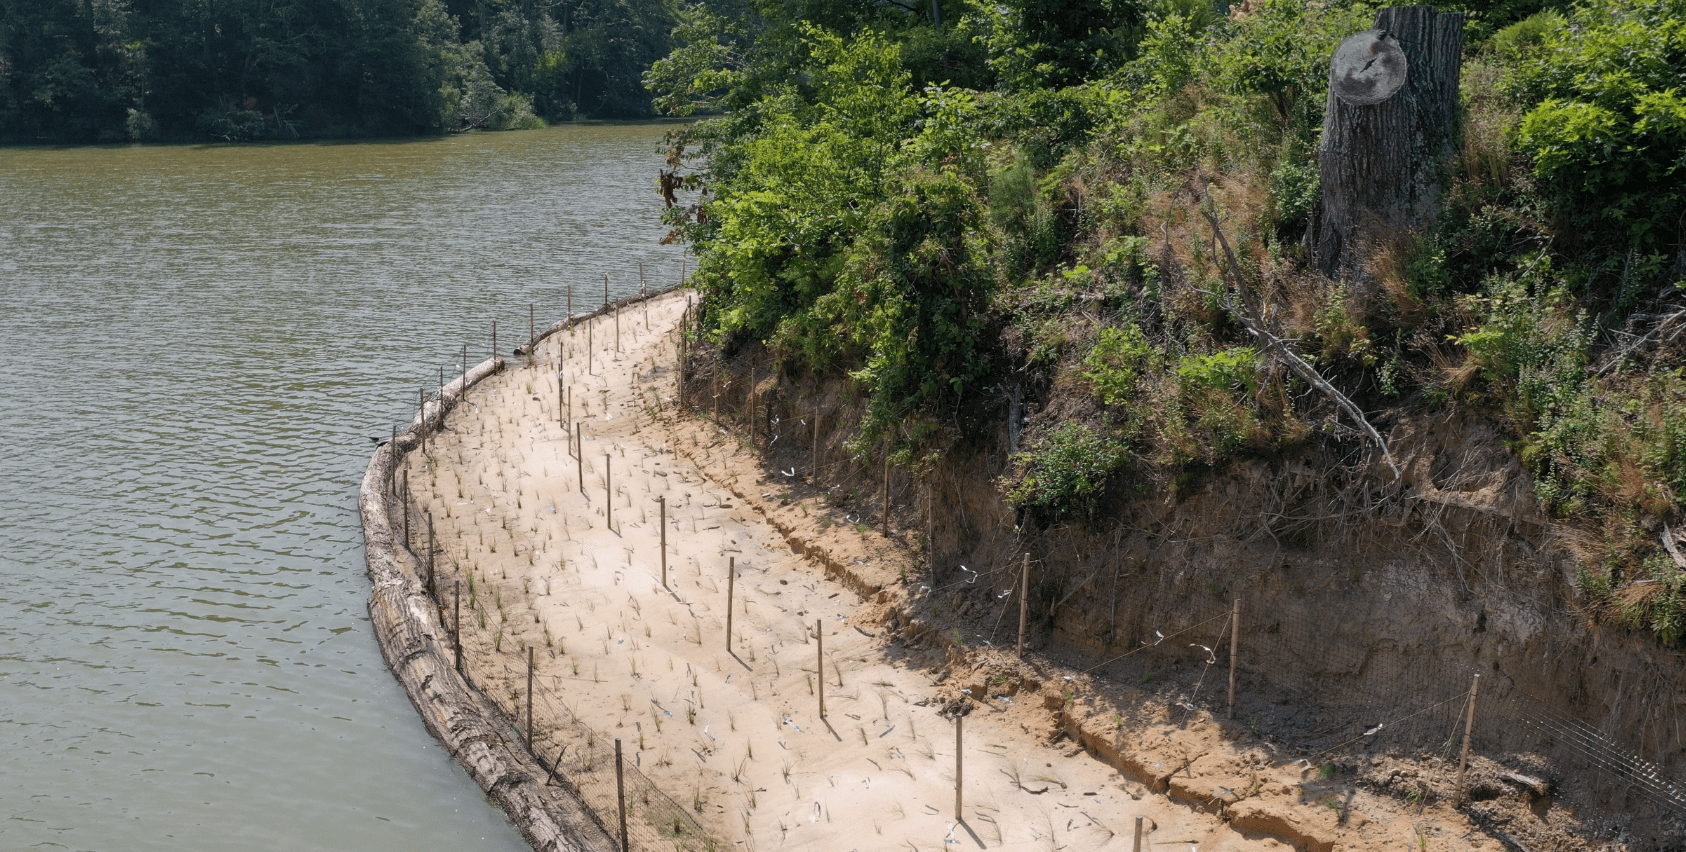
1308,6,1464,290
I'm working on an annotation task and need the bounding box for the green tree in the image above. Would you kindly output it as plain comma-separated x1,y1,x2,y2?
1,0,667,140
0,0,140,141
985,0,1145,90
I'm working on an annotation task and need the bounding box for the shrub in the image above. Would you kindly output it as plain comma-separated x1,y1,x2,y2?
1268,148,1320,233
489,92,544,130
1618,555,1686,646
1158,347,1271,463
124,108,159,142
195,108,266,141
1084,324,1156,405
1008,422,1130,518
1487,9,1564,59
1312,286,1372,362
1505,0,1686,254
1454,276,1593,438
1176,347,1258,392
827,166,996,440
1203,0,1378,132
991,151,1065,272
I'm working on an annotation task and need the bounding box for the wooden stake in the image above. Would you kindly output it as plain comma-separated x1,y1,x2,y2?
615,304,621,352
924,481,932,564
493,320,497,362
1133,816,1143,852
615,738,628,852
400,457,408,538
726,557,735,652
712,369,719,421
604,273,609,308
558,371,564,429
577,424,584,493
1228,598,1240,719
399,464,409,538
882,442,891,534
426,511,435,597
526,645,535,751
461,344,466,396
453,581,462,677
529,304,535,359
1455,673,1480,801
605,453,613,530
659,496,667,587
588,322,593,374
817,619,825,719
747,366,756,446
954,713,963,820
1017,554,1030,659
813,405,820,478
678,307,688,395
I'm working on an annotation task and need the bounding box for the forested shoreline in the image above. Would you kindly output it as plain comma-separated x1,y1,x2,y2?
0,0,676,143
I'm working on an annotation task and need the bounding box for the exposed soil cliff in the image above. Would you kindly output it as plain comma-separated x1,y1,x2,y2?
688,339,1686,851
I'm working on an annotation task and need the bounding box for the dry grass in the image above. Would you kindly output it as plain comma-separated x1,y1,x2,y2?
1369,236,1429,327
1458,60,1520,191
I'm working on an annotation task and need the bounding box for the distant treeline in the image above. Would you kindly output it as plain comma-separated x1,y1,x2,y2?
0,0,677,143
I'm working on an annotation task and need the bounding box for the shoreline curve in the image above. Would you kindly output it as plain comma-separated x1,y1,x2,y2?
358,286,683,852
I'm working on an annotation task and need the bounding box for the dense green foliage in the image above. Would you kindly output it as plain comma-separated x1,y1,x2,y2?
1505,0,1686,257
657,0,1686,643
1009,421,1131,517
0,0,676,142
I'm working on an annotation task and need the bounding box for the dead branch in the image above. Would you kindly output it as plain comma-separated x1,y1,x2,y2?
1663,524,1686,572
1194,201,1402,480
1595,305,1686,377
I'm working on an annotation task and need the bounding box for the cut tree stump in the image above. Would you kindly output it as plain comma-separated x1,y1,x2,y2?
1308,5,1464,290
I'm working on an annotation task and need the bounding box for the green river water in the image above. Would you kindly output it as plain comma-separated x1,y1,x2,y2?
0,124,684,851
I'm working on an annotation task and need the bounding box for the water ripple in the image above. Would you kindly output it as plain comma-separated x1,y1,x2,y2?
0,124,682,852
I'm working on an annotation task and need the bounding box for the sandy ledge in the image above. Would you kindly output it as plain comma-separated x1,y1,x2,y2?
361,292,671,852
372,287,1503,851
397,290,1290,851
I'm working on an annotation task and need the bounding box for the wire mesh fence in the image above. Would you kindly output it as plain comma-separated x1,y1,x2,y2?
1060,588,1686,817
672,300,1686,824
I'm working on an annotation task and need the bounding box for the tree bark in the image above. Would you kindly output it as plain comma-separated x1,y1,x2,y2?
1309,6,1464,290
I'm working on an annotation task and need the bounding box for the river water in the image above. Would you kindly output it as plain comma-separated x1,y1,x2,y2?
0,124,684,851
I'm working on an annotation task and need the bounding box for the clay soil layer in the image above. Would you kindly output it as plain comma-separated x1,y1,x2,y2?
401,291,1503,851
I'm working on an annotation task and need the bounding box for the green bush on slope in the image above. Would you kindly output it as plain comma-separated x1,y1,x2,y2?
1505,0,1686,256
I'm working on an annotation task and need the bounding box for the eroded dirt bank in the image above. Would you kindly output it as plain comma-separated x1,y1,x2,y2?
683,338,1686,850
395,289,1545,852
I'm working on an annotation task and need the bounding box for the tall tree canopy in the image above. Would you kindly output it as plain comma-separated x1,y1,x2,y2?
0,0,678,142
